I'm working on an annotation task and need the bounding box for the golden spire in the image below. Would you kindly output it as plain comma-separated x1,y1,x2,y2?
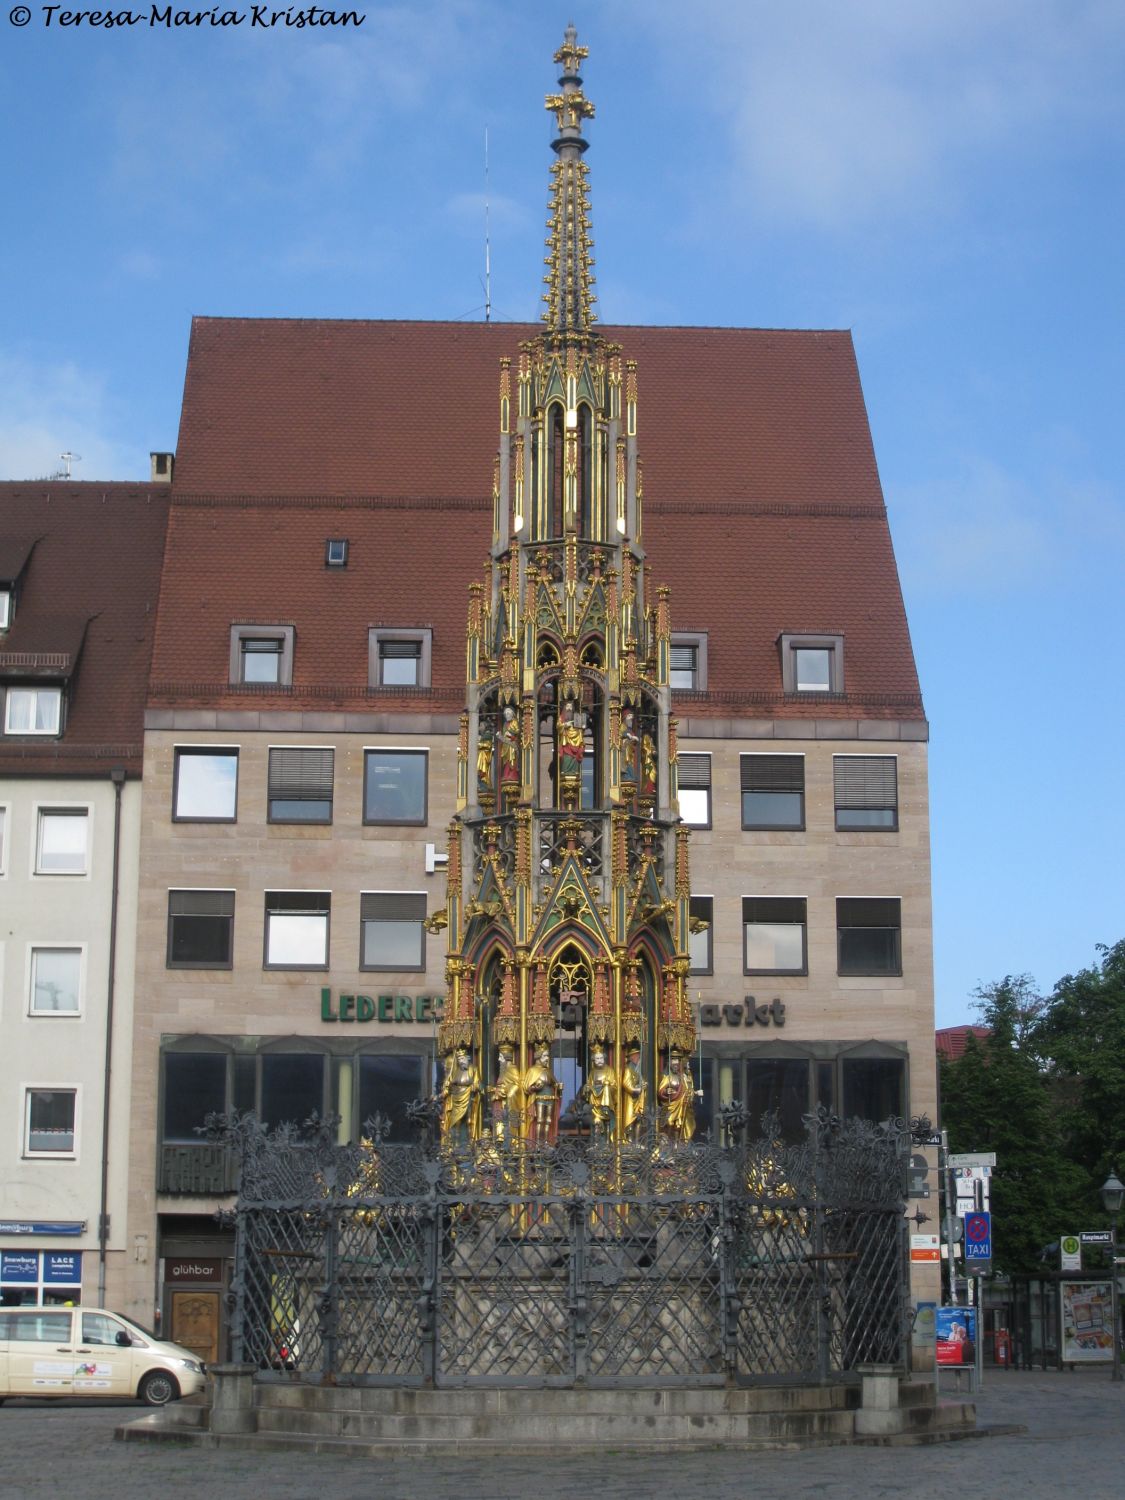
542,24,598,339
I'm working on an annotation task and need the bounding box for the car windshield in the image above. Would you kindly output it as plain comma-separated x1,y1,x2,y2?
110,1312,155,1344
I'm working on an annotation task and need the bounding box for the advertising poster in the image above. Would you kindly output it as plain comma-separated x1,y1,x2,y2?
1060,1281,1114,1361
936,1307,977,1365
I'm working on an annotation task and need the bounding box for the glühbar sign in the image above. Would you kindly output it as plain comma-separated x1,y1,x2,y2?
320,989,444,1024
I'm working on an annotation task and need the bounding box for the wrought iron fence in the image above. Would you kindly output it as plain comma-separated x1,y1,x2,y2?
212,1109,910,1388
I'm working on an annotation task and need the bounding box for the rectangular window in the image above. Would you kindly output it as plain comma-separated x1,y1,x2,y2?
30,947,82,1013
842,1057,905,1123
688,895,713,975
836,897,902,976
173,747,239,822
0,805,8,874
740,754,804,830
264,891,330,969
743,897,807,975
368,630,432,689
669,632,707,691
364,749,427,825
325,539,349,567
5,686,62,736
268,747,334,823
167,891,235,969
834,755,898,830
260,1053,325,1131
779,633,844,695
357,1055,426,1141
0,589,11,629
35,808,89,875
677,753,711,827
361,892,426,971
25,1089,77,1155
746,1058,810,1144
240,637,282,683
162,1052,228,1143
229,625,294,687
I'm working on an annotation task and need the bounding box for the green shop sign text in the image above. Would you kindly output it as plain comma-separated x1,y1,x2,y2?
320,989,444,1024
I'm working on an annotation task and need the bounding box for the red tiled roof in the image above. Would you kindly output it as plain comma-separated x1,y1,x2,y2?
0,484,169,776
936,1026,991,1062
155,318,922,717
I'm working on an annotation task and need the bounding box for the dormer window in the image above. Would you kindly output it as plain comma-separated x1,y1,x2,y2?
0,589,11,630
5,686,62,736
779,633,844,695
669,632,708,692
229,624,294,687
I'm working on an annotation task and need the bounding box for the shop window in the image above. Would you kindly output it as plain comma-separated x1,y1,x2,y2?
688,895,713,975
260,1053,325,1131
229,624,294,686
363,749,427,824
35,808,89,875
29,946,82,1014
743,897,807,975
264,891,330,969
836,897,902,976
740,754,804,830
834,755,898,830
360,892,426,971
173,748,239,822
842,1056,905,1123
357,1054,427,1141
167,891,235,969
162,1052,229,1143
677,753,711,827
369,630,432,688
268,746,334,823
745,1058,810,1144
24,1088,77,1155
5,686,62,736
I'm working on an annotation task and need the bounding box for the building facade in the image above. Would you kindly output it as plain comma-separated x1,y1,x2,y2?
0,482,168,1311
111,33,939,1354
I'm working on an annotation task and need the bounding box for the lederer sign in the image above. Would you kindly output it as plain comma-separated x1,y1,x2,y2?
320,989,444,1024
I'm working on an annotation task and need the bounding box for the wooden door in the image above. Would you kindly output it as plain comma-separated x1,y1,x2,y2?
170,1291,220,1366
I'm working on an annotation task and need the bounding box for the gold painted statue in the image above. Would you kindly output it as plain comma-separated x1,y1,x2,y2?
489,1045,524,1144
441,1048,482,1147
620,1046,647,1140
657,1050,696,1142
582,1047,616,1140
522,1043,563,1146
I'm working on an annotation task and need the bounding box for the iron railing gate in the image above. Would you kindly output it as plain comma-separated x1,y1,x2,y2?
218,1111,911,1388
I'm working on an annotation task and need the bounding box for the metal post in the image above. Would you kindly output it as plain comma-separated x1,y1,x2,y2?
1111,1214,1122,1383
941,1128,959,1306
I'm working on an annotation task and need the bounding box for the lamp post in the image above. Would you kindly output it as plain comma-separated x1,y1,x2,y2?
1099,1170,1124,1383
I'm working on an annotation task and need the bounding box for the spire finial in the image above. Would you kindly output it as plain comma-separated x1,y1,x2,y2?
542,26,597,338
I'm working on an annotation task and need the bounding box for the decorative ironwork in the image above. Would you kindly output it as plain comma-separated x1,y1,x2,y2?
537,812,606,883
216,1111,910,1389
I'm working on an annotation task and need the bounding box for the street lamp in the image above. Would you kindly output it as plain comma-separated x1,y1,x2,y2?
1099,1170,1124,1383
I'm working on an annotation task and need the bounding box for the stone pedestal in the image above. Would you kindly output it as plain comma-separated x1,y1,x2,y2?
853,1362,904,1436
208,1363,258,1435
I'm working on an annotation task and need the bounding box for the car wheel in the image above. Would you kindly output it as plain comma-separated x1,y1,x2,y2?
138,1370,180,1407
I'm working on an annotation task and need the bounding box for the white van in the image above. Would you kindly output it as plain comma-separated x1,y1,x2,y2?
0,1306,206,1406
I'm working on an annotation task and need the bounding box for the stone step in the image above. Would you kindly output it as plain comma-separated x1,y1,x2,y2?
255,1381,857,1418
252,1403,857,1445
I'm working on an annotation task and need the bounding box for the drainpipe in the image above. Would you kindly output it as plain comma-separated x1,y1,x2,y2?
97,766,126,1308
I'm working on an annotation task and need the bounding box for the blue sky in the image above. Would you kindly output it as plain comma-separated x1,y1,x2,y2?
1,1,1122,1024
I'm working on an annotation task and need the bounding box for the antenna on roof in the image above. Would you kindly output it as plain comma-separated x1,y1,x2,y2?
484,126,492,324
50,451,82,480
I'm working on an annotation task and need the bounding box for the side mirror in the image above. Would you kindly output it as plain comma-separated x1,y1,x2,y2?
116,1330,132,1346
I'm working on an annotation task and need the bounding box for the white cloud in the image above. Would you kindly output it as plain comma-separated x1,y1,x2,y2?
889,453,1125,596
613,0,1125,232
0,353,145,482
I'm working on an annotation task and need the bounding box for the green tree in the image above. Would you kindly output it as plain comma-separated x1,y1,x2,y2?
940,976,1084,1274
1034,939,1125,1188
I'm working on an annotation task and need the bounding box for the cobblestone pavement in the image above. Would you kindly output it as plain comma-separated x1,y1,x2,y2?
1,1370,1123,1500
